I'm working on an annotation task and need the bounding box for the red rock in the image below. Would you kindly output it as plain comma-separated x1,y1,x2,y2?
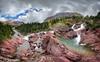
81,56,100,62
0,37,23,58
81,30,100,44
38,55,71,62
53,57,71,62
47,37,63,56
64,31,77,39
65,50,81,61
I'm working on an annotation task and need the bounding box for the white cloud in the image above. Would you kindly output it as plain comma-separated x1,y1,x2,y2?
0,0,100,23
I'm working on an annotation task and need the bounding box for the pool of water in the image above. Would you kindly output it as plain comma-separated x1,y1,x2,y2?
59,37,95,56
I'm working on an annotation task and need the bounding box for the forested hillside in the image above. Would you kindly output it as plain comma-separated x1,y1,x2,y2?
15,12,100,34
0,12,100,42
0,22,13,42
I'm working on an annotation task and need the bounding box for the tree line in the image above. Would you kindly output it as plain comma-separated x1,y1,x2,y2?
0,11,100,42
0,22,13,43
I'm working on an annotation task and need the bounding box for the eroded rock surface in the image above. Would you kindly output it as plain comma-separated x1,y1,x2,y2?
0,27,100,62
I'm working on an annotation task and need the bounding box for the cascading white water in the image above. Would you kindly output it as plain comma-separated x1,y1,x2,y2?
60,23,95,56
75,32,81,45
71,23,85,45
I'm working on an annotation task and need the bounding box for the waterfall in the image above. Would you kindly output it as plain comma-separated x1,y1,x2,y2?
71,23,85,45
71,24,85,32
75,32,81,45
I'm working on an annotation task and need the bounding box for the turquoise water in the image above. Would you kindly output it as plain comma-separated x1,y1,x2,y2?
59,37,95,56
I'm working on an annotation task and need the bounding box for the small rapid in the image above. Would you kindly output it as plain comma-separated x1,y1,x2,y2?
58,24,95,56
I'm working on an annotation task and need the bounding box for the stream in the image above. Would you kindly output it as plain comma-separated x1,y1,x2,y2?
58,24,95,56
59,37,95,56
13,23,95,56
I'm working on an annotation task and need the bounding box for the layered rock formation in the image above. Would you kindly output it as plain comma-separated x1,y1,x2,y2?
0,26,100,62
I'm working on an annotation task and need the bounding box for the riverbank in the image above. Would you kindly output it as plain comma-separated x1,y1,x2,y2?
0,25,100,62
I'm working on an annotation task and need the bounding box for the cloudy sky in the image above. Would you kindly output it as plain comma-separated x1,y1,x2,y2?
0,0,100,23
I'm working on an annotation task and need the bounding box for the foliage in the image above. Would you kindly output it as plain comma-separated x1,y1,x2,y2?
0,11,100,41
84,11,100,29
15,22,49,35
0,22,13,42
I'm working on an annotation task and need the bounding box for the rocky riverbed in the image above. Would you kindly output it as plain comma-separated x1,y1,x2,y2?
0,24,100,62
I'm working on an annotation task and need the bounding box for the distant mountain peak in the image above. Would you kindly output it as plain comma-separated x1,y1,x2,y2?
45,12,82,20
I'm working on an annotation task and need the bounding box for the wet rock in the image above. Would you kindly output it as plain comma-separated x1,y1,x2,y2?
80,56,100,62
43,33,81,61
55,27,77,39
0,27,100,62
65,51,81,61
38,55,71,62
63,31,77,39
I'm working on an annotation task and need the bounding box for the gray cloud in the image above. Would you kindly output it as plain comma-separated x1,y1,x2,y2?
0,0,100,23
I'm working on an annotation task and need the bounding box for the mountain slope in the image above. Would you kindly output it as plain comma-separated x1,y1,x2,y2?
45,12,82,20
